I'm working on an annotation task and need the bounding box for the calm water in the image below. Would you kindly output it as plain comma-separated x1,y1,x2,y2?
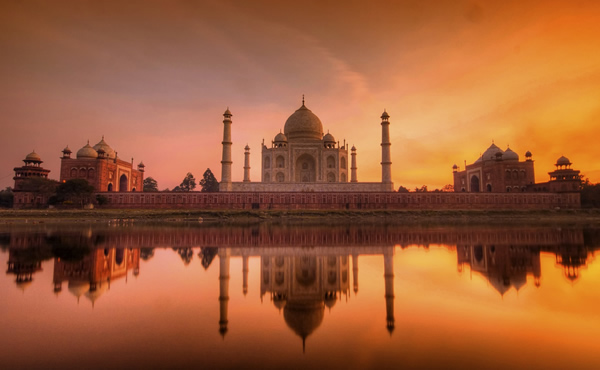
1,223,599,370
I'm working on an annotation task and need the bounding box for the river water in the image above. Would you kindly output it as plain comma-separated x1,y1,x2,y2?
1,222,599,369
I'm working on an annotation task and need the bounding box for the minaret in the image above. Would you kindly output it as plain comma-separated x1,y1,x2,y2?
243,145,251,183
380,110,393,190
242,255,249,295
352,253,359,294
220,108,233,192
383,247,395,335
350,146,358,182
218,248,230,338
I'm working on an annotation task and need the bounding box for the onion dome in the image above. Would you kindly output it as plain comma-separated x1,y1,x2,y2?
525,150,532,158
556,156,571,166
25,150,41,163
274,132,288,143
481,142,504,161
283,301,325,348
503,147,519,161
16,280,33,292
76,141,98,159
68,280,90,299
324,295,337,309
284,102,324,141
323,132,335,143
93,136,116,159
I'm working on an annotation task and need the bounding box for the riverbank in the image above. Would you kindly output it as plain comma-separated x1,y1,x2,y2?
1,208,600,226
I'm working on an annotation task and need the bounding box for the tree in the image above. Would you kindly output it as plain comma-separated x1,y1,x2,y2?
200,168,220,192
178,172,196,192
397,186,409,193
580,177,600,208
143,177,159,192
414,185,428,193
55,179,95,207
0,187,13,208
441,184,454,192
20,178,59,201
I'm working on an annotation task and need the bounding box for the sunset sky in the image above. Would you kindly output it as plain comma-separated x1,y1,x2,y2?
1,0,599,190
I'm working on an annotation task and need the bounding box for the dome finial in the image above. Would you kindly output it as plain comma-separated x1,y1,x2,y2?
302,94,305,106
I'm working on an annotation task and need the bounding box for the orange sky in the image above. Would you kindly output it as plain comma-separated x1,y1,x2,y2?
1,0,599,190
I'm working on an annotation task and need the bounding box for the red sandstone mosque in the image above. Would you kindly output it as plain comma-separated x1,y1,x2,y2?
452,142,580,193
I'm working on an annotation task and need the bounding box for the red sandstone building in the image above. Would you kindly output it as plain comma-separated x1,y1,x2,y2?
59,137,145,192
453,142,580,194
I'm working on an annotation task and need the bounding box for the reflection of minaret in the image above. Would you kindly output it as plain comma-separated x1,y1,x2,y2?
383,248,395,335
242,255,249,296
352,254,359,294
218,248,230,338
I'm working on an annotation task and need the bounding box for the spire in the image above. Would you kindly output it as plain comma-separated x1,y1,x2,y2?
302,94,305,106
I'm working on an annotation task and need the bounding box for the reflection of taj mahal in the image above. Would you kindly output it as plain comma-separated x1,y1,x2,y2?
216,247,396,350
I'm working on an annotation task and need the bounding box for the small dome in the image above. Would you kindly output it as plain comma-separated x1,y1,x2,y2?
62,146,72,154
25,150,41,162
452,164,458,169
244,144,250,151
93,137,116,159
503,147,519,161
556,156,571,166
481,142,504,161
283,103,324,141
381,110,390,119
76,142,98,159
224,108,232,116
274,132,288,142
138,161,145,167
525,150,532,158
351,145,356,151
324,296,337,309
323,132,335,143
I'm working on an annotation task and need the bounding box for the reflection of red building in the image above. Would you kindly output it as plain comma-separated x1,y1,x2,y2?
59,137,145,192
6,251,43,292
53,248,140,305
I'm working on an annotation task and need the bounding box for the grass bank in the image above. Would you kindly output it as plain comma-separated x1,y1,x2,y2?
1,208,600,226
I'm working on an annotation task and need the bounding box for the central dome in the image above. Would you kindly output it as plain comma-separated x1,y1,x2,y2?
283,104,324,141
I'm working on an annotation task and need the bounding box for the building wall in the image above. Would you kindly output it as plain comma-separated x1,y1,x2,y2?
261,142,348,184
99,191,580,210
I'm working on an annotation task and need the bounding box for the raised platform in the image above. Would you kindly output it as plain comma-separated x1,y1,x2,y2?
98,191,581,210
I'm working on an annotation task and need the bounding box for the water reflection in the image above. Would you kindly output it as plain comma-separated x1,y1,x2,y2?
1,224,600,368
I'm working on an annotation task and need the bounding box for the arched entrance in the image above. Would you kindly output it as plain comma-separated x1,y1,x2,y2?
107,183,113,192
295,154,316,182
470,175,480,192
119,174,128,192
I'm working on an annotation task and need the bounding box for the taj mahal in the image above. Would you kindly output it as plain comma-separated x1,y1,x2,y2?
219,97,394,192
